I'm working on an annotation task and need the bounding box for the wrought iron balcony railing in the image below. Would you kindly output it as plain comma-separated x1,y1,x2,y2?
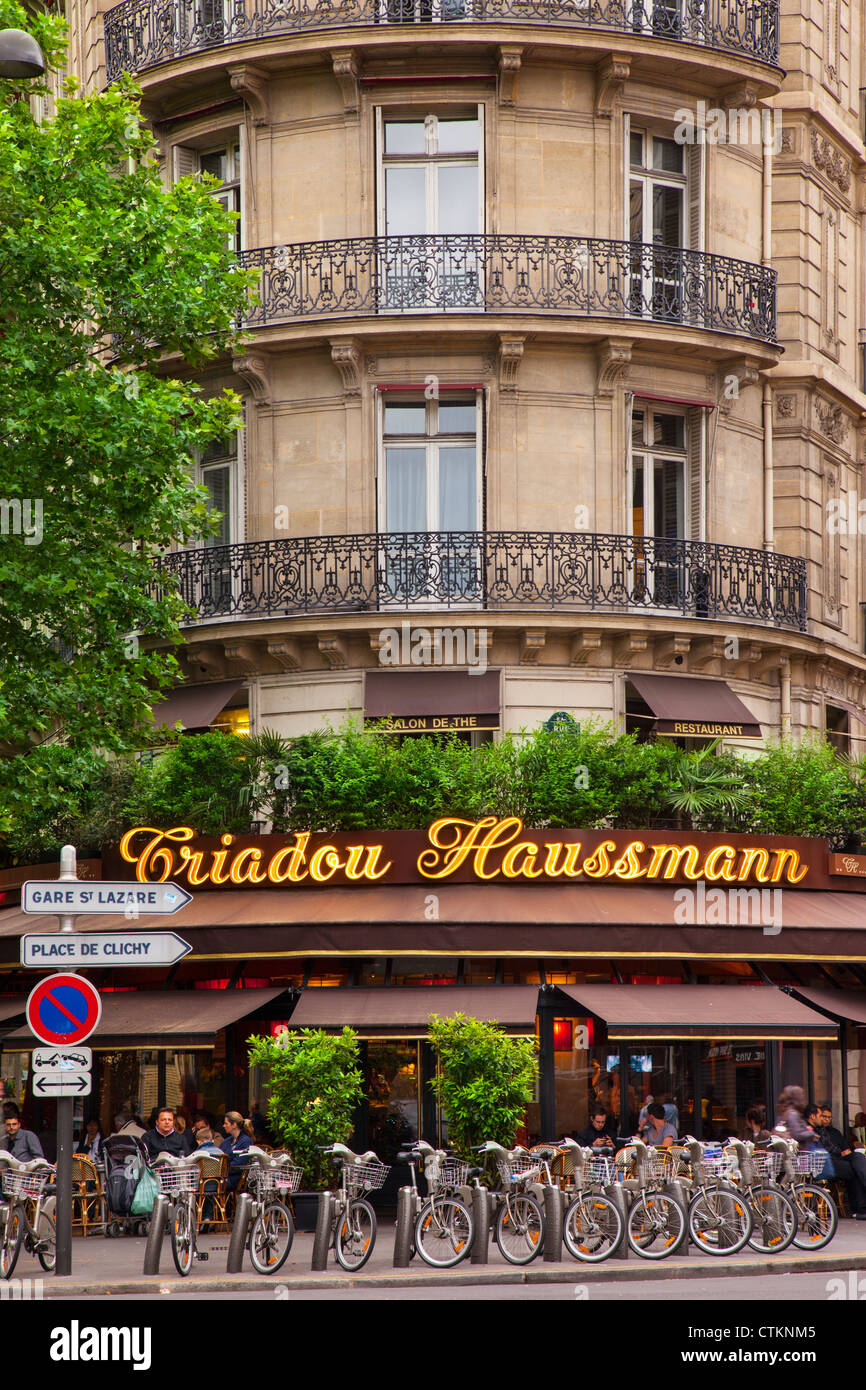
237,235,776,341
150,531,808,631
105,0,780,80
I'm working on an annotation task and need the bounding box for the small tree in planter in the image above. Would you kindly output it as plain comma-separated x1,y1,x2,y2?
427,1013,539,1157
247,1027,364,1193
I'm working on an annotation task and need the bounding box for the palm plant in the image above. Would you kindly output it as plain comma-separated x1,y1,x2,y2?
663,740,748,829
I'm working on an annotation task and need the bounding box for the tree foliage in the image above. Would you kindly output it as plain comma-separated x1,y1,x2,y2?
0,7,255,759
427,1013,539,1156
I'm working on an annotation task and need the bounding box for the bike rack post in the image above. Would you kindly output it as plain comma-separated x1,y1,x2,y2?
311,1191,334,1271
542,1184,563,1262
470,1185,492,1264
392,1186,414,1268
664,1180,690,1255
142,1195,170,1276
604,1181,630,1259
226,1194,253,1274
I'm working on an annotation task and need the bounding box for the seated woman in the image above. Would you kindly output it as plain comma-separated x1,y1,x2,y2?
221,1111,254,1191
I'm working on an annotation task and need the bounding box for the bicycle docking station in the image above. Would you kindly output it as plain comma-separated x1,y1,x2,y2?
542,1183,564,1262
469,1185,492,1264
226,1194,253,1273
311,1191,335,1271
142,1194,170,1275
603,1181,630,1259
393,1187,414,1268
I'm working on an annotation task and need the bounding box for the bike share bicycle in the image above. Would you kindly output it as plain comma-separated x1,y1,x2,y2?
152,1149,213,1276
244,1146,304,1274
319,1142,390,1271
395,1139,474,1267
476,1140,550,1265
0,1151,56,1278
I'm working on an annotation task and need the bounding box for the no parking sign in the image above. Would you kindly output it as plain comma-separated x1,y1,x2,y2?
26,973,101,1046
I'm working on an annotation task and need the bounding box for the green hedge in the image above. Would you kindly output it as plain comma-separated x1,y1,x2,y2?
2,721,864,864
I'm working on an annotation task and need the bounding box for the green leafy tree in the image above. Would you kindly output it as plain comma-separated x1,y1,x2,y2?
0,6,255,773
663,739,749,830
427,1012,538,1156
247,1028,364,1190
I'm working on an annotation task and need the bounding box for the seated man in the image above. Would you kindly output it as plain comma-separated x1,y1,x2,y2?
0,1113,44,1161
575,1106,618,1150
142,1107,195,1163
642,1101,678,1149
814,1103,866,1219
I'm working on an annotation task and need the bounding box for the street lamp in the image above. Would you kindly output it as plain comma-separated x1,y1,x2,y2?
0,28,46,78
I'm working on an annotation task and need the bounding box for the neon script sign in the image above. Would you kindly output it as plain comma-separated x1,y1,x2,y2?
120,820,810,888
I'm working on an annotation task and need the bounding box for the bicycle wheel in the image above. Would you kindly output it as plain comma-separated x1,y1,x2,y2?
249,1199,294,1274
0,1206,23,1280
414,1196,474,1268
170,1199,194,1276
495,1193,545,1265
35,1209,56,1272
627,1192,686,1259
335,1198,376,1272
563,1192,623,1264
747,1187,798,1253
791,1184,837,1251
688,1186,752,1256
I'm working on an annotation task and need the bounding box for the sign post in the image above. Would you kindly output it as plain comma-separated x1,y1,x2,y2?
53,845,77,1279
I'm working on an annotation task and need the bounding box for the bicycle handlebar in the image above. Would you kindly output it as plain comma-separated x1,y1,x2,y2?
0,1152,54,1174
152,1150,212,1167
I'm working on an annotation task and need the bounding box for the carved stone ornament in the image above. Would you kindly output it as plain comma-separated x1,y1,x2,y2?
330,339,363,395
780,128,795,154
811,128,851,192
775,394,796,419
332,50,360,113
498,46,522,107
232,352,272,407
227,64,270,127
815,398,849,444
595,54,630,118
596,337,633,395
498,335,524,392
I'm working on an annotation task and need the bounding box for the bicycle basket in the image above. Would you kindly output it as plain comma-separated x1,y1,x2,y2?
789,1152,826,1178
638,1150,674,1183
155,1165,199,1195
1,1169,49,1199
584,1157,615,1185
748,1150,783,1180
345,1160,390,1194
249,1163,304,1196
425,1157,470,1191
496,1154,540,1185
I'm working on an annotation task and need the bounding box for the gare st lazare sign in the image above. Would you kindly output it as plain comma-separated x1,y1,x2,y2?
114,819,820,890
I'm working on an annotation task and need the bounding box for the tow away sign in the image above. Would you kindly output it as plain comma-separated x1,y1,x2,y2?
21,931,192,968
22,881,193,915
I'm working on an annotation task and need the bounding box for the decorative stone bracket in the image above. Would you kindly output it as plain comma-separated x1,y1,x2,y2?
595,54,630,118
319,635,349,668
332,50,360,113
498,46,522,106
498,335,524,393
520,629,546,663
227,64,270,127
232,352,273,408
330,339,364,396
596,337,633,396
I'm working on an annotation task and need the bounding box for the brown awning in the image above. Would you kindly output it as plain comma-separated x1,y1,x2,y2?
365,669,500,717
288,985,538,1036
150,679,243,731
552,984,837,1040
1,987,288,1050
627,673,762,739
786,986,866,1026
0,998,25,1027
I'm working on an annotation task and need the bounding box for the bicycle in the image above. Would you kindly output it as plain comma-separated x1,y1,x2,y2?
0,1153,56,1279
320,1143,390,1271
616,1137,687,1259
245,1147,303,1275
721,1138,799,1254
776,1140,838,1250
557,1139,625,1263
672,1138,753,1256
476,1140,548,1265
396,1140,475,1267
153,1150,213,1276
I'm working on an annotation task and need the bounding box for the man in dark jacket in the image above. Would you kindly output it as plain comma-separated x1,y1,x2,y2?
575,1106,619,1150
0,1114,44,1161
142,1107,194,1162
813,1103,866,1218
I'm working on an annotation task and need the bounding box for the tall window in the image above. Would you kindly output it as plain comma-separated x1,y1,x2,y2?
629,402,705,607
198,433,239,548
627,124,703,324
173,140,242,252
631,406,686,542
380,397,479,535
629,131,686,250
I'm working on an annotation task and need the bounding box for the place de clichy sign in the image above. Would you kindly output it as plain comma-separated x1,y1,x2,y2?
106,820,843,892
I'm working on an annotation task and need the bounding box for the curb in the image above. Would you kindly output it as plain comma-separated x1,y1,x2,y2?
42,1248,866,1297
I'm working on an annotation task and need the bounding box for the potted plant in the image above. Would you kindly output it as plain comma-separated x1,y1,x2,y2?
247,1026,364,1229
427,1012,538,1159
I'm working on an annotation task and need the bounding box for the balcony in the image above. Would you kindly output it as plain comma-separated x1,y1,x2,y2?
238,235,777,342
151,531,808,631
105,0,780,81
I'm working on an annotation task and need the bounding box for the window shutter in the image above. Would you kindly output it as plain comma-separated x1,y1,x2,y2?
688,142,705,251
622,113,631,238
173,145,198,182
687,406,706,541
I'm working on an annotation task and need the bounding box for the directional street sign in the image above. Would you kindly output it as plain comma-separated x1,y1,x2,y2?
21,931,192,969
22,881,193,916
32,1047,92,1073
33,1071,92,1098
26,973,102,1047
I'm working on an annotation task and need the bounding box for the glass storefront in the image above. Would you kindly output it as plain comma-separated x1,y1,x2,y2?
366,1042,420,1160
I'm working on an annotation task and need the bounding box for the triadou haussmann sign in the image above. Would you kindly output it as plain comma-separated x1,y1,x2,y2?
108,820,842,892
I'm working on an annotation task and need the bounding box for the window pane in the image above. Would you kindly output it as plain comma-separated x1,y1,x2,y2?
629,181,643,240
654,460,683,539
385,166,426,236
630,131,643,167
652,138,683,174
652,413,685,449
437,164,478,234
632,458,645,536
200,148,229,182
384,121,426,155
438,445,476,529
384,403,426,434
437,118,479,153
652,184,682,246
386,447,427,531
631,409,645,445
438,402,476,434
202,465,231,546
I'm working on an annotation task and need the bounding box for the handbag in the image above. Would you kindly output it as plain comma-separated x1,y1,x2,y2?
131,1165,161,1216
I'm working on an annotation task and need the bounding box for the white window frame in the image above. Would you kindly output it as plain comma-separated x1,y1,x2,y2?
376,393,483,536
172,133,244,252
192,427,245,551
629,404,689,542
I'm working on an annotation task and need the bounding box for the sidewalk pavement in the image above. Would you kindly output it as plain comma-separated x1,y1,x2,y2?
11,1215,866,1298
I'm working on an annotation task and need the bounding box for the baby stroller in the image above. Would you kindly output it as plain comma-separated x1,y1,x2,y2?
102,1134,152,1237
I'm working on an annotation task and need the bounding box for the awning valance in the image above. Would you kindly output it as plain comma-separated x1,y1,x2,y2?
288,985,539,1036
0,998,26,1028
551,984,837,1041
149,678,243,731
786,986,866,1026
365,669,500,718
1,987,289,1050
627,673,762,739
